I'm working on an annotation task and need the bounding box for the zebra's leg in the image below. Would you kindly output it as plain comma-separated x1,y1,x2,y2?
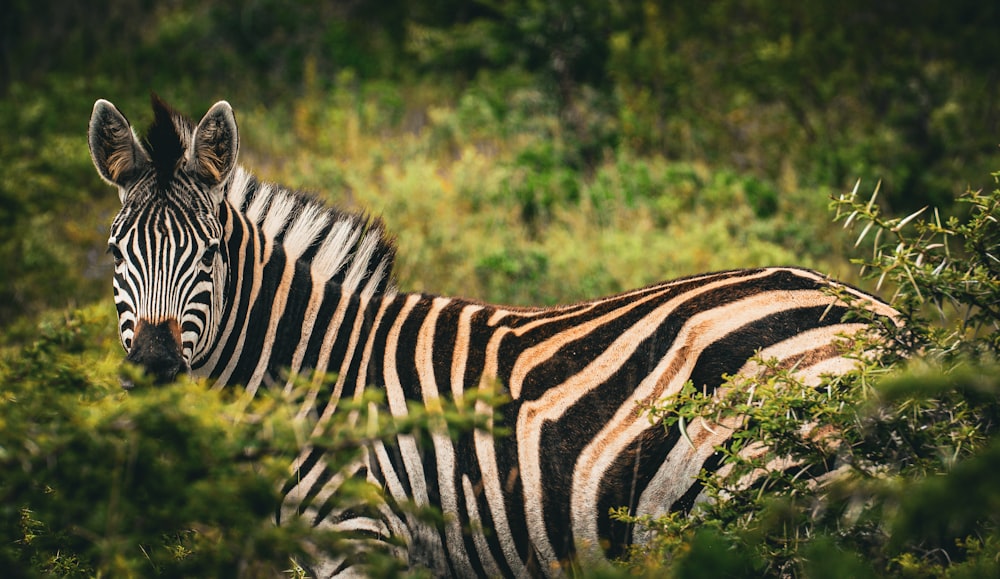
280,447,413,577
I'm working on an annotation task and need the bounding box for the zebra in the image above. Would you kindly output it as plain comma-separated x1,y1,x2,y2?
89,96,900,577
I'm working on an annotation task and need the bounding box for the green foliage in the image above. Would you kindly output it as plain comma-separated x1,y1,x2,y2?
605,0,1000,210
4,0,995,327
0,305,308,575
834,180,1000,359
474,248,552,306
504,141,581,231
0,84,115,332
614,177,1000,577
0,305,502,577
242,79,837,310
7,0,994,210
406,0,999,209
408,0,615,92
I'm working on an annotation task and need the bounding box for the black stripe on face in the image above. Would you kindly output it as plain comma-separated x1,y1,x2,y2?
181,303,208,347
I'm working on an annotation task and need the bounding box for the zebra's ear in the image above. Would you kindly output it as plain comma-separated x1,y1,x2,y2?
188,100,239,194
89,99,151,199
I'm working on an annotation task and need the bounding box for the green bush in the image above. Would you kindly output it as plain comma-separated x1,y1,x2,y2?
613,175,1000,577
0,85,116,332
0,305,501,577
0,305,316,576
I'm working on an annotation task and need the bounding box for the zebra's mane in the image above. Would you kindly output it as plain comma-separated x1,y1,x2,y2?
142,95,398,298
225,167,398,298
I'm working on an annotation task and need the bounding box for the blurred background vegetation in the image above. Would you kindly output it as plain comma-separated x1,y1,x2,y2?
1,1,999,576
2,0,997,333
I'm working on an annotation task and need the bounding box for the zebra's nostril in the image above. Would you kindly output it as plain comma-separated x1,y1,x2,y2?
126,319,185,385
126,350,183,384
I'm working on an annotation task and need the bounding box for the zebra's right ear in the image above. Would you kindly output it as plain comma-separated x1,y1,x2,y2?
89,99,151,200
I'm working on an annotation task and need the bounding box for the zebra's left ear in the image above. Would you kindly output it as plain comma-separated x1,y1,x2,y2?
188,100,239,196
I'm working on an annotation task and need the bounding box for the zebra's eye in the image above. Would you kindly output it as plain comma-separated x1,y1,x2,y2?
200,242,219,268
107,244,124,268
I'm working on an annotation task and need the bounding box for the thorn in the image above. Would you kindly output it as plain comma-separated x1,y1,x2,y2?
844,210,859,229
892,206,928,232
679,416,696,450
855,221,875,248
864,180,881,213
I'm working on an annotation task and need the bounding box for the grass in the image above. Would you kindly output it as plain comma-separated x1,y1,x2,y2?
235,85,854,307
0,76,871,336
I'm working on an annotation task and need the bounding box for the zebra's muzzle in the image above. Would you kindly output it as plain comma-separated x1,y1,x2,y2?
124,318,186,386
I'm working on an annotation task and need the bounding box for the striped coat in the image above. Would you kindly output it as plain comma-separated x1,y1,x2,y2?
89,96,899,577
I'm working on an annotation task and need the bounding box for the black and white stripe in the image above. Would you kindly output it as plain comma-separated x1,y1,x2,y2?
90,97,900,576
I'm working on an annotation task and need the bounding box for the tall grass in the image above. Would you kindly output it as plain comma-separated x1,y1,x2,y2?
239,83,851,307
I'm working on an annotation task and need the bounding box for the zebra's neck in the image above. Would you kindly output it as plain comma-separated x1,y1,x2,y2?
191,167,397,393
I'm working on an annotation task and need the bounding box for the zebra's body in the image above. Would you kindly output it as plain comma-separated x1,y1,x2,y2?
90,97,899,577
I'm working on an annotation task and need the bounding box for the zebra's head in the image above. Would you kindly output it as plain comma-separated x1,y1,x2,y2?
89,96,238,385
